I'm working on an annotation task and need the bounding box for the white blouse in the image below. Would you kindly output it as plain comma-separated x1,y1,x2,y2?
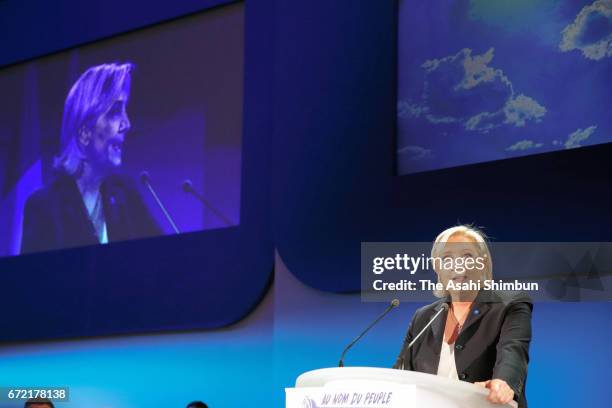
437,341,459,380
100,222,108,244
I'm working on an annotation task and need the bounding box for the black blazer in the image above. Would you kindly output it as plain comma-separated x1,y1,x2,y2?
393,290,532,408
21,173,161,254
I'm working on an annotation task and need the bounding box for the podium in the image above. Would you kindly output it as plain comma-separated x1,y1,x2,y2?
287,367,518,408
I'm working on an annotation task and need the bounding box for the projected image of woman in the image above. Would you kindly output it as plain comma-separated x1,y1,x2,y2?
393,225,532,408
21,63,160,253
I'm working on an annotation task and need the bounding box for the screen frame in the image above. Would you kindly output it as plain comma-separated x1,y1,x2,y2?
0,0,275,343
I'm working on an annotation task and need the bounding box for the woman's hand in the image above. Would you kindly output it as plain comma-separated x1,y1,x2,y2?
474,379,514,404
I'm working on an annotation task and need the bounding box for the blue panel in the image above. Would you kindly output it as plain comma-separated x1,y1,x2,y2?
0,0,235,67
271,0,612,293
0,287,273,408
0,0,274,341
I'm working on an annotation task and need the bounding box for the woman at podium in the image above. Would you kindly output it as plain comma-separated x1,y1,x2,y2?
393,225,532,408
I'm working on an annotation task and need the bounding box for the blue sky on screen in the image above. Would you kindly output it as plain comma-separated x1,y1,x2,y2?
397,0,611,174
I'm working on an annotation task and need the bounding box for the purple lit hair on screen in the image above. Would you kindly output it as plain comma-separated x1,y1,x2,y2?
54,62,134,175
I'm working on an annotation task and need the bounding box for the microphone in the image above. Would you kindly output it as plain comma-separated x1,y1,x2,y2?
182,179,233,226
396,303,448,370
338,299,400,367
140,171,180,234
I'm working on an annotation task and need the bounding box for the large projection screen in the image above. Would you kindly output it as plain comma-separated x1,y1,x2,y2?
0,3,243,257
396,0,611,175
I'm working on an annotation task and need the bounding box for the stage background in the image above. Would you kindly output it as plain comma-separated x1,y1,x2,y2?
269,1,610,408
0,0,275,407
0,284,272,408
0,0,273,343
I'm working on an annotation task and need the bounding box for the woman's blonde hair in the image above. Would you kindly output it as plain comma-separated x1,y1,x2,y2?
54,62,134,175
430,224,493,298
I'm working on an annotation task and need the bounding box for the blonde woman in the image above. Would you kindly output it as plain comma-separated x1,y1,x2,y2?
394,225,532,407
21,63,160,253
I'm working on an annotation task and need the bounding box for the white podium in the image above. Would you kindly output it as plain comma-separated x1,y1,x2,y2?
287,367,517,408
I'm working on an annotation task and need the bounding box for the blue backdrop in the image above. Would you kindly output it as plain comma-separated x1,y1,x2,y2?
269,1,611,407
0,0,273,342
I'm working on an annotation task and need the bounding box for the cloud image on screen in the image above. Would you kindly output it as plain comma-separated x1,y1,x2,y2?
396,0,611,175
0,3,244,257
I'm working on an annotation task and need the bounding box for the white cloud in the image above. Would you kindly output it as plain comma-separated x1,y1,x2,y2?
398,100,427,118
504,94,547,127
397,145,433,160
465,110,505,133
564,125,597,149
457,48,509,90
506,139,544,152
560,0,612,60
414,48,546,133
